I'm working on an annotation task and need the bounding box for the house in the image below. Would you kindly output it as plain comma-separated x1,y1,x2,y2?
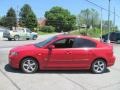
38,18,46,27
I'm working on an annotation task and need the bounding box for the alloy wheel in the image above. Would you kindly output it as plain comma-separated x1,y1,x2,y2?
21,58,38,73
91,59,106,74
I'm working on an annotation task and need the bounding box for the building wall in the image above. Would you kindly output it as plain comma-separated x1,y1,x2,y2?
38,18,46,27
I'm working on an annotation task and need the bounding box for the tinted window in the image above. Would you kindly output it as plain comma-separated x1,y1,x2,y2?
53,38,75,48
73,38,96,48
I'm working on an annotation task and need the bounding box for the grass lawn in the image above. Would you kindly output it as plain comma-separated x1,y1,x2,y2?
37,31,56,35
69,29,108,38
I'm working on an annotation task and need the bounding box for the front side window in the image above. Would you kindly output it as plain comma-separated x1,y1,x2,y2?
34,36,57,47
73,38,96,48
53,38,75,48
26,29,31,33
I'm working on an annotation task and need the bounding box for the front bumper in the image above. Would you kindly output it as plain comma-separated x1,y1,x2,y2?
3,34,13,39
9,55,21,69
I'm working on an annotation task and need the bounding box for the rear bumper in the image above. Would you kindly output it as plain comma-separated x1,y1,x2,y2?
108,56,115,67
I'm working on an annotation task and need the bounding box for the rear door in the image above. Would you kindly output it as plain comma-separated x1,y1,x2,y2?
70,38,97,68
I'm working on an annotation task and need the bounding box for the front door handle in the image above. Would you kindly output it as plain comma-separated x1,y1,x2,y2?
66,51,72,54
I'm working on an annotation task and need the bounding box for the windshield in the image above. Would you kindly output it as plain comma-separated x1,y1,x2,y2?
34,36,57,47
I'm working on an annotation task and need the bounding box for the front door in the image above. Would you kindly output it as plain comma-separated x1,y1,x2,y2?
46,38,75,68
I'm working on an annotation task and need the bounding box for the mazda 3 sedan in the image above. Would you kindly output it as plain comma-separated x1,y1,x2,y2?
9,35,115,74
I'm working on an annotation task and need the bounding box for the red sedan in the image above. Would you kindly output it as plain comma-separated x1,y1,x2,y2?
9,35,115,74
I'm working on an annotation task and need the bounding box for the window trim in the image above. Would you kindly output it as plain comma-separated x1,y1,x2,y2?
50,37,75,49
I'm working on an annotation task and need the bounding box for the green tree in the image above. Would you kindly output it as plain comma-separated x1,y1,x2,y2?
45,6,76,32
19,4,37,30
102,20,118,32
0,16,6,27
77,8,100,29
5,8,17,29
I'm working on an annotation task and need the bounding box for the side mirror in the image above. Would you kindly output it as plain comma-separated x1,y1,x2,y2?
48,45,55,50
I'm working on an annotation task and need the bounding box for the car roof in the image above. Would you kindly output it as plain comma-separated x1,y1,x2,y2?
56,34,80,38
56,34,90,38
55,34,98,42
110,31,120,34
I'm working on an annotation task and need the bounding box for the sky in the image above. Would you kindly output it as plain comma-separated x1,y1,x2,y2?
0,0,120,28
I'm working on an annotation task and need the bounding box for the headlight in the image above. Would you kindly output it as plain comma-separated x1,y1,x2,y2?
10,52,18,56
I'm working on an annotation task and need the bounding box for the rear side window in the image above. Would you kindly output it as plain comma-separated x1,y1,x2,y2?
73,38,96,48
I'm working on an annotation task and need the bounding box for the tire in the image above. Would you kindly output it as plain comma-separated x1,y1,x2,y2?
116,39,120,44
8,38,12,41
21,58,38,73
14,35,20,41
26,38,30,40
32,35,37,40
91,59,106,74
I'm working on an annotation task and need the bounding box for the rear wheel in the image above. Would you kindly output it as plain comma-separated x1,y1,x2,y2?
21,58,38,73
8,38,12,41
14,35,20,41
91,59,106,74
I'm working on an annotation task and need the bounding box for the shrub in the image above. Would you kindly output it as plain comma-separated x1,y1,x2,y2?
40,26,55,33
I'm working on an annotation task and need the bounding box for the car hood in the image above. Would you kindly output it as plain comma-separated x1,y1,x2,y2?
10,44,38,52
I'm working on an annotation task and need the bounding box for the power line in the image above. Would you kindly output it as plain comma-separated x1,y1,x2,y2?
85,0,120,18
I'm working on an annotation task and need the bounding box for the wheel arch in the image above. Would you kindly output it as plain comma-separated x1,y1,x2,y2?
91,57,107,67
14,34,20,37
19,56,40,69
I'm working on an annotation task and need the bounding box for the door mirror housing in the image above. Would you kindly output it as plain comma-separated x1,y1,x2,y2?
48,45,55,50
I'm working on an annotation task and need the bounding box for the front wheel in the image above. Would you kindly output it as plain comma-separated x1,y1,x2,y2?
116,39,120,44
91,59,106,74
32,35,37,40
21,58,38,73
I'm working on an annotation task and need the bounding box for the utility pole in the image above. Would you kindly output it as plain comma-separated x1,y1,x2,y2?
100,8,103,40
16,5,19,27
113,7,115,32
86,10,89,35
107,0,111,43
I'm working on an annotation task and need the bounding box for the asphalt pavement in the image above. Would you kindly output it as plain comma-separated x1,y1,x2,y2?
0,34,120,90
